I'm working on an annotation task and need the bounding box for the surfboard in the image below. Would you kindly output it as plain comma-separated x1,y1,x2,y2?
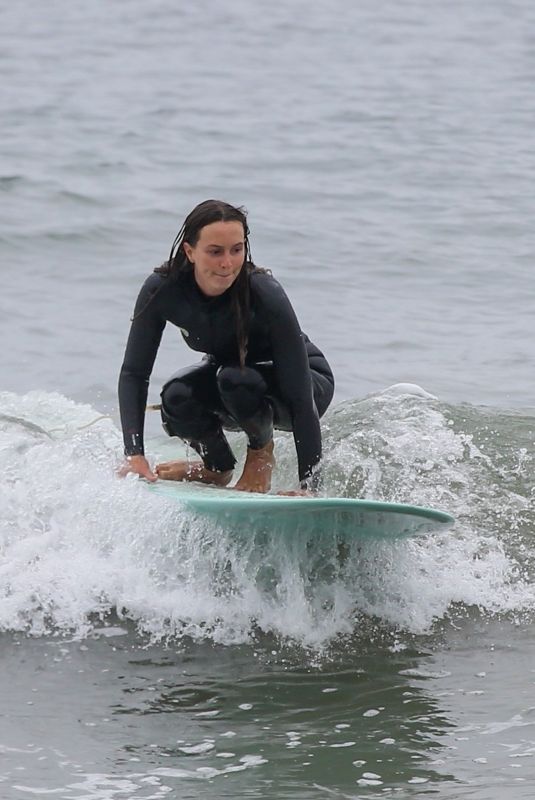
149,482,454,540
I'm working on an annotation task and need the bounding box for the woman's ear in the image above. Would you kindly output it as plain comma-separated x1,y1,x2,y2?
183,242,194,263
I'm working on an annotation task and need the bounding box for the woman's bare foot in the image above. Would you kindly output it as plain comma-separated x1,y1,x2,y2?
233,441,275,493
155,460,233,486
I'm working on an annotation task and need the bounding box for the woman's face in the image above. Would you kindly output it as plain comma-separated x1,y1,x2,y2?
184,220,245,297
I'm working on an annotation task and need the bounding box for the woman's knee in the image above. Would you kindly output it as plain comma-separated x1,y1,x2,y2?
160,378,214,440
161,378,192,416
217,366,268,418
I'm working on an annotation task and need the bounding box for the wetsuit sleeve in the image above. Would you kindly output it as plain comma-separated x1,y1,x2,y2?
118,276,166,456
260,277,322,487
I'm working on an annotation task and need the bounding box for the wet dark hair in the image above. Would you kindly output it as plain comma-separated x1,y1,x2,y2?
138,199,265,368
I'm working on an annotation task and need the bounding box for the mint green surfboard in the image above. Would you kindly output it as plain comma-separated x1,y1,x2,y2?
149,482,454,540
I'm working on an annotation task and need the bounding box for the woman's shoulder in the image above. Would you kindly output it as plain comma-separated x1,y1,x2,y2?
249,268,301,332
132,269,181,317
139,267,188,297
249,269,289,305
132,270,163,303
142,270,167,289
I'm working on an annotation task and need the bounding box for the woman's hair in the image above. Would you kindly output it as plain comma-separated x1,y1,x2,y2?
138,199,263,367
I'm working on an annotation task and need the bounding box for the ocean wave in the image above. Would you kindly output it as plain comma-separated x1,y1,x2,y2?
0,387,533,647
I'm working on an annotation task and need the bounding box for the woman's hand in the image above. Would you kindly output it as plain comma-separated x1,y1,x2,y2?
118,455,158,482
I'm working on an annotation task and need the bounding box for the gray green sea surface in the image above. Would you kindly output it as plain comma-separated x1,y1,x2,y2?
2,0,535,797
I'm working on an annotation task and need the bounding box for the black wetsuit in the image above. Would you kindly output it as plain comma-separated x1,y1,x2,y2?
118,268,334,486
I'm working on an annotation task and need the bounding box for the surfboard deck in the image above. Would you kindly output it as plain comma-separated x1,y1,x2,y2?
148,481,454,540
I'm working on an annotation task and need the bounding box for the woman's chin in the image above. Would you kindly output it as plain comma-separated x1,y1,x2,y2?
206,276,237,295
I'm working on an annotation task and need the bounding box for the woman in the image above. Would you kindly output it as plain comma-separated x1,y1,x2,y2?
118,200,334,493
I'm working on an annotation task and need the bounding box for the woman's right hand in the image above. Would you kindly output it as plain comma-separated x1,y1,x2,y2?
118,455,158,482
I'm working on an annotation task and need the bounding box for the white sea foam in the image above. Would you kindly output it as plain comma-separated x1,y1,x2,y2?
1,389,533,648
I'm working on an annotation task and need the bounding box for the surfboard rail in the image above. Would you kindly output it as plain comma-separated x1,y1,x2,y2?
148,482,454,540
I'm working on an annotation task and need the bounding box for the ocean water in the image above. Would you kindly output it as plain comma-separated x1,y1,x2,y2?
2,0,535,797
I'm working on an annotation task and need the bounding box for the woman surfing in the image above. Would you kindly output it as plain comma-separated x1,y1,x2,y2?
118,200,334,493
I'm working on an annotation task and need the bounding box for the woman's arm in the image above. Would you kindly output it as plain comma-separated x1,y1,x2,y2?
118,275,166,471
260,276,322,488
